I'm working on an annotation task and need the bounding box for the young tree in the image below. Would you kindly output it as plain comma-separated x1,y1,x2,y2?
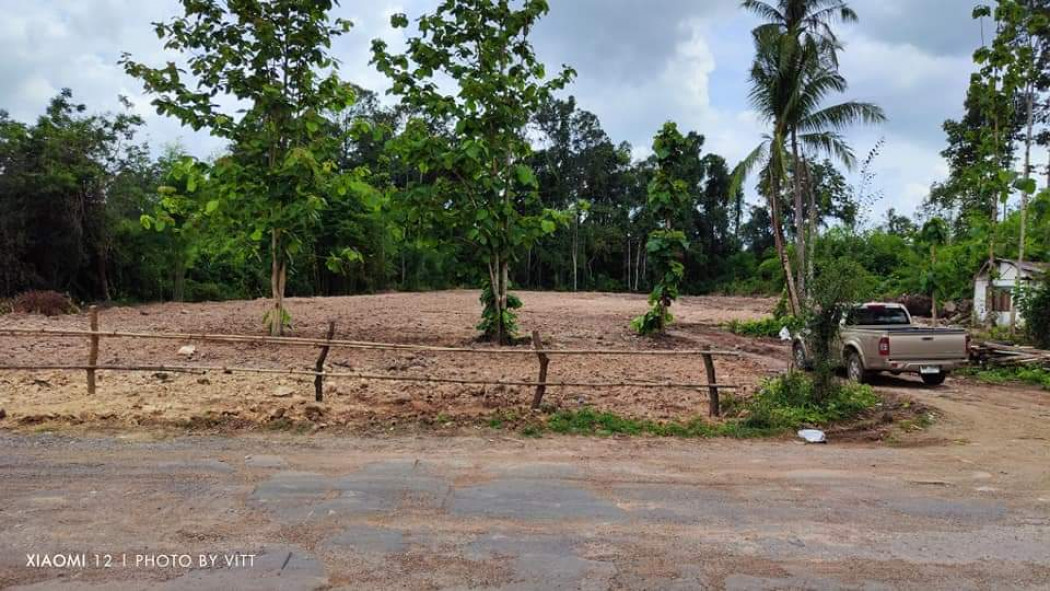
372,0,574,344
632,122,691,335
122,0,365,335
920,217,950,325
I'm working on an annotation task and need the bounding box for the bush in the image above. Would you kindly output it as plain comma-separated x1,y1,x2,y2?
743,372,878,430
1019,281,1050,349
11,291,79,316
726,315,801,338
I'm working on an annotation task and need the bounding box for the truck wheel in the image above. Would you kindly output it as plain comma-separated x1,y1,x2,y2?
921,372,947,386
846,350,869,383
792,342,811,371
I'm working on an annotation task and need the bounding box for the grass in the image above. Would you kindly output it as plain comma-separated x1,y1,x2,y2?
725,315,801,338
528,407,779,439
958,365,1050,390
519,372,880,439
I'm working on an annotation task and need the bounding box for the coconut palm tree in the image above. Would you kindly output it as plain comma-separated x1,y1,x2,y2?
734,0,883,313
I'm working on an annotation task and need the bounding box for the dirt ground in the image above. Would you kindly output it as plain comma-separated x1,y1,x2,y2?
0,291,784,430
1,292,1050,588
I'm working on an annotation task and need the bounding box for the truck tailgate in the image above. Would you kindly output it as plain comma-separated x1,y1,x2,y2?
889,329,968,361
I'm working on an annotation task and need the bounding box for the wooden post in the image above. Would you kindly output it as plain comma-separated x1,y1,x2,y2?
702,347,719,417
530,330,550,410
314,321,336,402
87,306,99,395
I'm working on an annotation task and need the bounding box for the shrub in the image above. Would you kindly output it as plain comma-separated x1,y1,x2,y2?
726,315,801,338
743,372,878,430
1019,280,1050,349
11,291,79,316
477,278,523,343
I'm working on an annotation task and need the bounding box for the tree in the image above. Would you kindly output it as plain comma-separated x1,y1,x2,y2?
737,0,884,313
372,0,574,344
632,122,691,335
920,217,950,325
122,0,366,335
0,90,144,301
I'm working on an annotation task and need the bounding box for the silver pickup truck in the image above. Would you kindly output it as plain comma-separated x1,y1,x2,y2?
792,303,970,386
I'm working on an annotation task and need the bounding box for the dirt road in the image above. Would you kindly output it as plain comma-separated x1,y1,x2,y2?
2,373,1049,590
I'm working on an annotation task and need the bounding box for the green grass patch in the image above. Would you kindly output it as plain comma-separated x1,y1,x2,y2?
522,372,879,439
534,407,779,439
958,365,1050,390
741,372,879,430
725,315,801,338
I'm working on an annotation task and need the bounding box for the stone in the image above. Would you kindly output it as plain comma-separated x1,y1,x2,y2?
0,408,6,420
272,386,295,398
177,345,196,358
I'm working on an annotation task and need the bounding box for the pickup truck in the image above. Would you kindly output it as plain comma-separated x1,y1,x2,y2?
792,303,970,386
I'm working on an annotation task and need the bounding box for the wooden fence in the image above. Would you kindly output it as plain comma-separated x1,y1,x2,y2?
0,306,745,416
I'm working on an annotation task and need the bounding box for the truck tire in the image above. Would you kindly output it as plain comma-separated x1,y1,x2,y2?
846,350,869,384
792,342,811,371
921,372,947,386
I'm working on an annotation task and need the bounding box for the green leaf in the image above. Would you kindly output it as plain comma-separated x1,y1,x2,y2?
206,200,220,214
540,219,556,234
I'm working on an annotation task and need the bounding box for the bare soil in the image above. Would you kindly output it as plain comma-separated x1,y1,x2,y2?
0,291,785,431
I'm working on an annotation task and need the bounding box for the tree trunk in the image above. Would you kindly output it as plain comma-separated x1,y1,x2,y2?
769,165,801,315
931,244,938,326
804,157,817,299
1011,87,1035,331
173,253,186,303
790,130,806,301
571,214,579,291
270,230,287,337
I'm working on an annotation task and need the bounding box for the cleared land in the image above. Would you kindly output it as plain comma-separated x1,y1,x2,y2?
0,291,784,430
1,292,1049,588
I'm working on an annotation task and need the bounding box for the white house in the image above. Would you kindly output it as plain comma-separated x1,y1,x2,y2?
974,258,1048,326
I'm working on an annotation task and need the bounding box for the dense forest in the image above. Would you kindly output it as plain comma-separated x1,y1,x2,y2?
2,0,1049,337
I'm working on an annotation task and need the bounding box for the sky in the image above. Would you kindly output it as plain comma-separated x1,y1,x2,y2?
0,0,986,220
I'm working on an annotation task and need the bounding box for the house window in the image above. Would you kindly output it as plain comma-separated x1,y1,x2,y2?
991,288,1012,312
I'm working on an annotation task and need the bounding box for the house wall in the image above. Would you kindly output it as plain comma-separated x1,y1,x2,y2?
973,262,1038,326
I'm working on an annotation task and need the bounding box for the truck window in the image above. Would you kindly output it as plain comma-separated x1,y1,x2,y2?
846,307,910,326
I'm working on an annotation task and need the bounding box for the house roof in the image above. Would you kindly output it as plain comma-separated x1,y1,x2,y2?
976,258,1049,280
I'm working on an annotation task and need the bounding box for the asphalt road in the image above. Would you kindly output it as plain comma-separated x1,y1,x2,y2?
2,385,1049,591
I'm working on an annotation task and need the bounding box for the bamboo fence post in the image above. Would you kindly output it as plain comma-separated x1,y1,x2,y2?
314,320,336,402
702,347,719,417
530,330,550,410
87,306,99,395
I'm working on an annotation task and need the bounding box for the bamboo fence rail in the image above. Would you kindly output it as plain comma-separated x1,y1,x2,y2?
0,306,747,415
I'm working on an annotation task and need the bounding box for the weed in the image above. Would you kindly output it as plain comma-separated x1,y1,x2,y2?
725,315,801,338
958,366,1050,390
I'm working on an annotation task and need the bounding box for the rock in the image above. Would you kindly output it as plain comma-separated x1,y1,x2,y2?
304,405,325,421
272,386,295,398
197,377,211,385
270,408,286,420
153,372,172,383
0,408,6,420
177,345,197,358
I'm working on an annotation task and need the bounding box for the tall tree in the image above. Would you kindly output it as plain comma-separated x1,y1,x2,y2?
122,0,366,335
372,0,574,344
737,0,883,312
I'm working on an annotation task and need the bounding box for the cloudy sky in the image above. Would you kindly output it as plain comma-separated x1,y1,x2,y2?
1,0,985,219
